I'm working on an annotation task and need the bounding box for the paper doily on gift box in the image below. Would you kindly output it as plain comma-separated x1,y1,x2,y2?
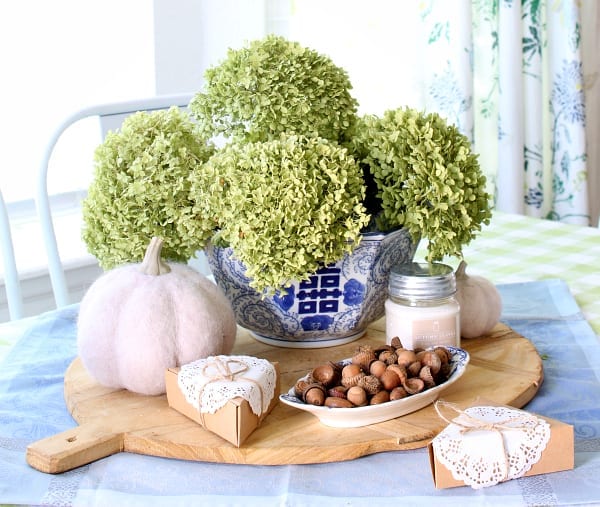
178,355,277,416
432,403,551,489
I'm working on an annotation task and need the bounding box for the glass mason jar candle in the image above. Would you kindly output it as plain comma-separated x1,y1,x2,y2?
385,262,460,349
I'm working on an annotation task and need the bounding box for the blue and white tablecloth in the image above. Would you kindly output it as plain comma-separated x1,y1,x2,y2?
1,280,600,506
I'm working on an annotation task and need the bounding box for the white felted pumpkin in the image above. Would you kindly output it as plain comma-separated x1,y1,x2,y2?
455,260,502,339
77,237,237,395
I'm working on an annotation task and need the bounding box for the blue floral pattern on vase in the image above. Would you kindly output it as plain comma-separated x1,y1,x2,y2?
301,315,334,332
343,279,364,306
273,286,295,312
205,228,417,347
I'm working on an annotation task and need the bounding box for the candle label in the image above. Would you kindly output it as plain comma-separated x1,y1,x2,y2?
411,316,458,348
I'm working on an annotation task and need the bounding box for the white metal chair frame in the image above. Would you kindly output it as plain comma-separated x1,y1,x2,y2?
0,188,24,320
36,93,194,309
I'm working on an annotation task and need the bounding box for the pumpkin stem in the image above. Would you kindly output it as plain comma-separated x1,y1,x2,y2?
140,237,171,276
456,260,467,278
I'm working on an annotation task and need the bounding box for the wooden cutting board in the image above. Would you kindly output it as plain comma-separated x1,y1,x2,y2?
26,322,543,474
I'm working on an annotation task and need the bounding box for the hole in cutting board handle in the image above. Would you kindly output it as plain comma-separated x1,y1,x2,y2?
26,423,124,474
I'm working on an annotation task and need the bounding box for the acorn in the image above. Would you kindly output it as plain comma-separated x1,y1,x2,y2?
390,386,408,400
380,368,401,391
311,361,342,387
346,386,368,407
357,374,382,395
302,383,327,406
369,360,388,378
352,345,377,372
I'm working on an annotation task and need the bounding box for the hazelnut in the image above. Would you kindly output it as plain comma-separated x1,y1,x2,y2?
327,385,348,398
370,390,390,405
324,397,354,408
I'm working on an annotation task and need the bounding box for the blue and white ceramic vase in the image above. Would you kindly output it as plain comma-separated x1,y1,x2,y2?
205,228,417,348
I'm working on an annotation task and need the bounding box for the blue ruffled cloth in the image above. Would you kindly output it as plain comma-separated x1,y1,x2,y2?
0,280,599,506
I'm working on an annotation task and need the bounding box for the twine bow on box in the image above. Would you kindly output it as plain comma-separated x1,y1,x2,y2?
434,400,549,488
196,357,266,425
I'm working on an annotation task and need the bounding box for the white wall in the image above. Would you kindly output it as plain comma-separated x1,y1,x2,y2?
153,0,271,95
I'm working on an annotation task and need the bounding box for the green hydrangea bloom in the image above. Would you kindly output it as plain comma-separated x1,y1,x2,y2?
190,134,369,294
82,107,215,269
189,35,358,144
352,107,492,261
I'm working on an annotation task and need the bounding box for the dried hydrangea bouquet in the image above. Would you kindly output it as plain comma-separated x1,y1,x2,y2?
82,35,491,347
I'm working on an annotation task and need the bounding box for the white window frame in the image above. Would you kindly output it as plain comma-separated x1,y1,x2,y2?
2,0,281,319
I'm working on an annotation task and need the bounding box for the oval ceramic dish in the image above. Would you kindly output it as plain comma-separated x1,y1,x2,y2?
280,346,469,427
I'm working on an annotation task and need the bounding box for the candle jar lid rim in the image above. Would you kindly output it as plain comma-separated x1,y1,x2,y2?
388,262,456,300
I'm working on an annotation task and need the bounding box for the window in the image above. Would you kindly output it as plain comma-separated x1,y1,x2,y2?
0,0,429,306
0,0,155,274
1,1,156,202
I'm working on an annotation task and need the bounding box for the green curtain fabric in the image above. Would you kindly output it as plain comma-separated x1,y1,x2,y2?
419,0,589,225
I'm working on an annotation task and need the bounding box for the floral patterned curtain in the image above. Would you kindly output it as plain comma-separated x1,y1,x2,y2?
418,0,589,225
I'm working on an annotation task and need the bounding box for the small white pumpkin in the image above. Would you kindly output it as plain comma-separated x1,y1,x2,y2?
77,237,237,395
455,260,502,339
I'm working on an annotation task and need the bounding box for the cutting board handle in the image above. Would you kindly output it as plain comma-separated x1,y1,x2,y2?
26,423,123,474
